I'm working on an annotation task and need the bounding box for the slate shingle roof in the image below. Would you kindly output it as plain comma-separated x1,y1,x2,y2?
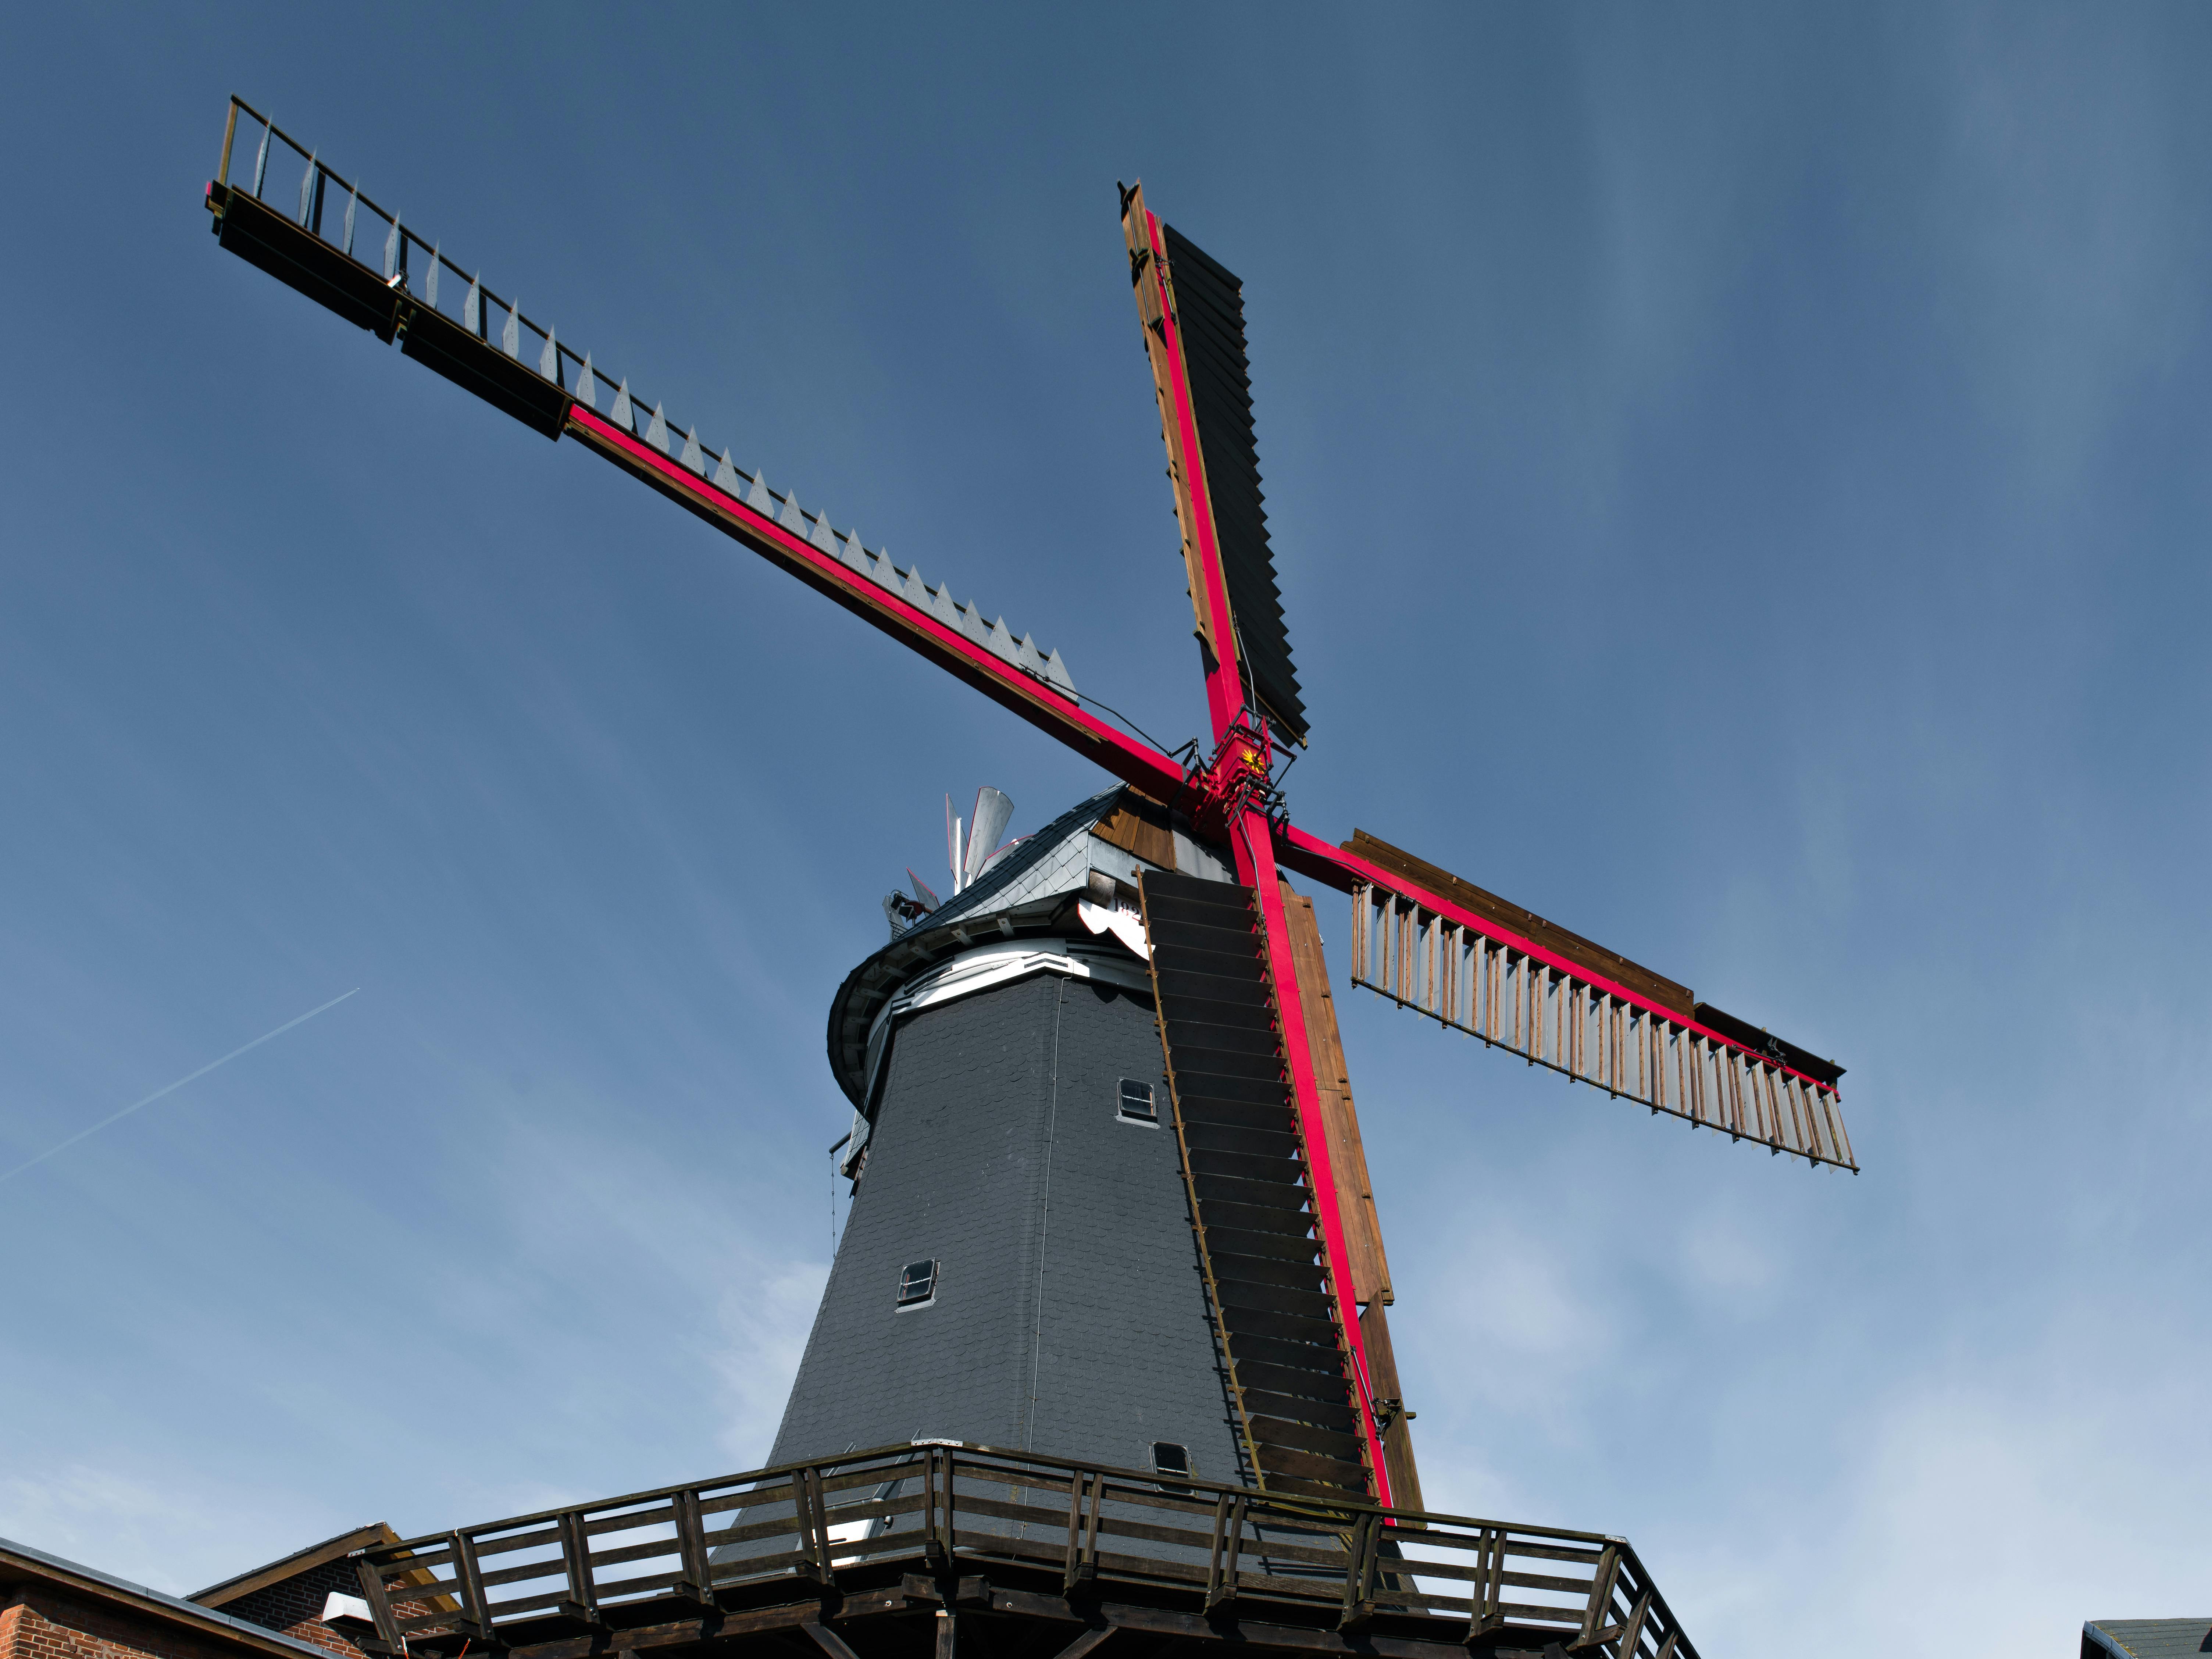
2084,1619,2212,1659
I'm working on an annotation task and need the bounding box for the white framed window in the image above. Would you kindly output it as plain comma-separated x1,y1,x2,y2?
1118,1078,1159,1126
1150,1441,1192,1478
896,1258,939,1310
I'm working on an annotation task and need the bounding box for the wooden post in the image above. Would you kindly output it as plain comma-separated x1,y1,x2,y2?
447,1533,493,1641
1616,1587,1653,1659
1578,1544,1620,1648
940,1454,959,1569
923,1451,949,1572
672,1489,714,1605
1205,1492,1245,1613
1463,1527,1504,1637
555,1512,602,1625
1338,1511,1380,1632
796,1466,835,1584
1062,1471,1103,1593
351,1557,404,1655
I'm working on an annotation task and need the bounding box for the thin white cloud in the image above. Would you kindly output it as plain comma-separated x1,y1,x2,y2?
0,1466,332,1598
1910,7,2211,484
711,1262,832,1468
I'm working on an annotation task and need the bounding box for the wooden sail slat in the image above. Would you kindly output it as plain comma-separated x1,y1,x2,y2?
1347,880,1855,1172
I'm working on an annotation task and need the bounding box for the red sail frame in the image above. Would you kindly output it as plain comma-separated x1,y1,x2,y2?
1126,190,1398,1503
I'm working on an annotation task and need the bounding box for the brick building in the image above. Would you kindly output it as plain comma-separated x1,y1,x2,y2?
188,1526,404,1659
0,1537,336,1659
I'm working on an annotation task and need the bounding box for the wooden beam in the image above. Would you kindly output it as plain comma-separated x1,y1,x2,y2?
1277,882,1389,1303
1357,1302,1426,1517
1343,831,1694,1020
1121,182,1224,667
1050,1626,1117,1659
1093,792,1180,871
191,1523,399,1608
562,408,1189,808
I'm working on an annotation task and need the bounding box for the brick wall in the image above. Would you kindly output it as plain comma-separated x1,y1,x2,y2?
1,1591,252,1659
212,1562,363,1659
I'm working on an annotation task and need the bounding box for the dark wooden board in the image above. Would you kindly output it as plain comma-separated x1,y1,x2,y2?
1346,830,1694,1019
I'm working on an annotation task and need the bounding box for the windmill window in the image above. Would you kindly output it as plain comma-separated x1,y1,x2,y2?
1118,1079,1158,1126
1150,1442,1191,1478
896,1259,938,1310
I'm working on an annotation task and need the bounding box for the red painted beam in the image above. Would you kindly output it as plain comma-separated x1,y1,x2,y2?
1125,186,1394,1502
1228,809,1396,1507
1275,822,1844,1106
563,405,1190,806
1137,204,1249,752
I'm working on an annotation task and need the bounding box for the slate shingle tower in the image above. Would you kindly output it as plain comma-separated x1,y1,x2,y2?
766,787,1251,1486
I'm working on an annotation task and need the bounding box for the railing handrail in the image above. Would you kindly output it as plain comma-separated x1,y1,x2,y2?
358,1439,1614,1564
346,1439,1698,1659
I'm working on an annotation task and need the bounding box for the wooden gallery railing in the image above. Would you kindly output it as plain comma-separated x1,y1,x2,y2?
348,1444,1698,1659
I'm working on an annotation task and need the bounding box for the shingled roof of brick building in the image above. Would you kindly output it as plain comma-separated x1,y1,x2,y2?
0,1534,333,1659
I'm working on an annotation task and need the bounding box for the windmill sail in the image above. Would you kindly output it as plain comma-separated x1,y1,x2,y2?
194,105,1193,803
1156,226,1305,749
1121,187,1307,749
1139,870,1373,1501
1336,830,1856,1171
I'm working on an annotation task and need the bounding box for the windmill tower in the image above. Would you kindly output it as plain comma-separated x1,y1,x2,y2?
770,786,1245,1487
776,775,1413,1508
201,101,1856,1656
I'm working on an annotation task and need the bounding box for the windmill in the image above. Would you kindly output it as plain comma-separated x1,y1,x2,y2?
200,99,1852,1634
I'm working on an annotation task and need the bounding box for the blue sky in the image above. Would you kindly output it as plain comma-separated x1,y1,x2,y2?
3,5,2208,1652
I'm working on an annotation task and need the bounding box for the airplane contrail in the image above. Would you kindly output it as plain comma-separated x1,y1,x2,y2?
0,987,361,1185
